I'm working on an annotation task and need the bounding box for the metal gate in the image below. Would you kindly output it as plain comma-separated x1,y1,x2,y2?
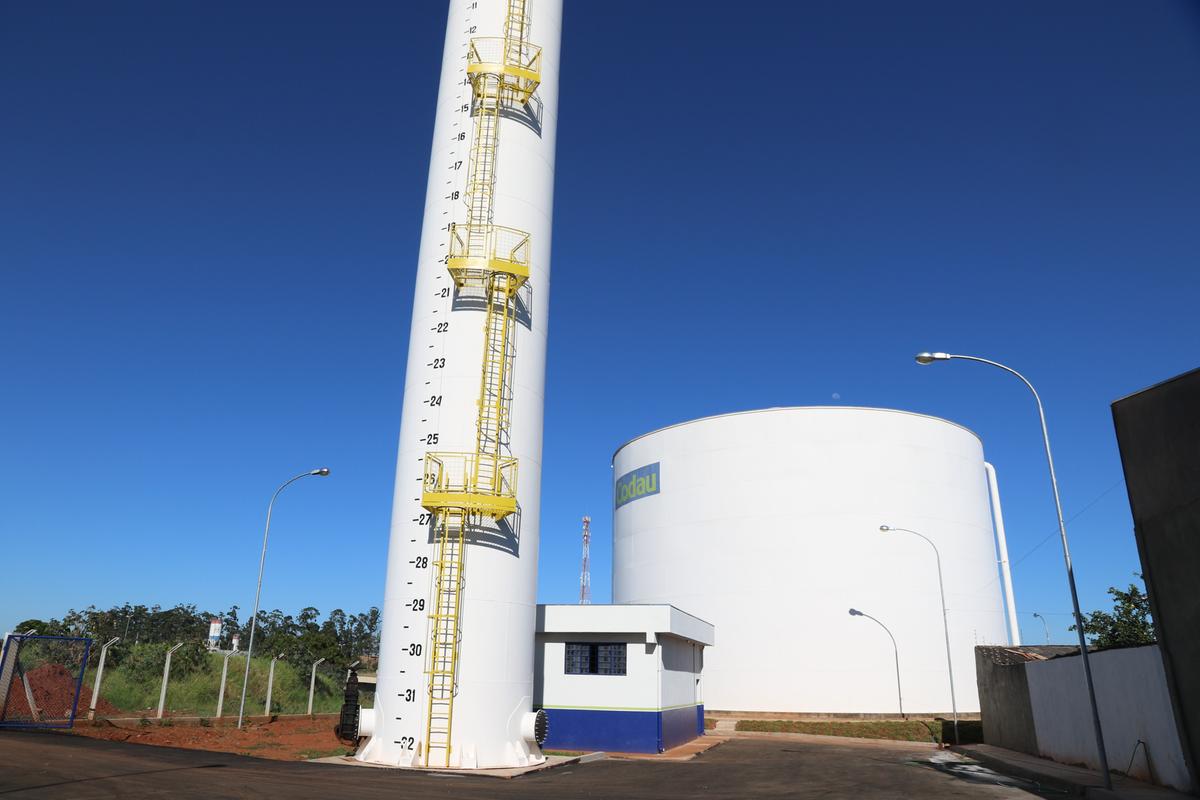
0,634,92,728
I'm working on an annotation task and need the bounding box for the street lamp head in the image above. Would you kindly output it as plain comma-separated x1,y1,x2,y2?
879,525,891,532
312,468,331,476
914,352,951,365
848,608,863,617
1033,612,1043,619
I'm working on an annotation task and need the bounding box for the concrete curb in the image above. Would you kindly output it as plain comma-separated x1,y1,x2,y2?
954,745,1190,799
954,745,1090,796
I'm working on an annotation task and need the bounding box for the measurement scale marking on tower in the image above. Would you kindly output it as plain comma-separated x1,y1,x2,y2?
414,1,542,767
363,0,556,773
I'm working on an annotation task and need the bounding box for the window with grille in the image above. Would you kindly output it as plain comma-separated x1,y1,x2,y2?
564,642,626,675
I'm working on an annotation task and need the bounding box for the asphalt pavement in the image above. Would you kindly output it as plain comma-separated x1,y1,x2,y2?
0,730,1049,799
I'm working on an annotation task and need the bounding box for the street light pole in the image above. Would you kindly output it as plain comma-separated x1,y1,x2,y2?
848,608,904,718
1033,612,1051,645
915,351,1111,786
236,468,331,729
880,525,958,744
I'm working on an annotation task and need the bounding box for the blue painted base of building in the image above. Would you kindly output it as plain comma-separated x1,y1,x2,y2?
540,704,704,754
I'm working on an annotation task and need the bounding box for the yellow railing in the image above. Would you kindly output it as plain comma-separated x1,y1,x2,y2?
422,451,518,518
447,223,530,285
467,37,541,101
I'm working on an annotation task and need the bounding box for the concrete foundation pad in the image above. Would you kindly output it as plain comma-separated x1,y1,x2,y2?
604,735,728,762
956,744,1191,799
307,753,583,779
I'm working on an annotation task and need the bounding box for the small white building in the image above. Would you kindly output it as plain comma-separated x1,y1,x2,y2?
534,604,714,753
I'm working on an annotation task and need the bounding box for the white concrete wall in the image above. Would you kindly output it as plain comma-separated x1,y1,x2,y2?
535,633,705,714
536,634,658,711
661,638,701,710
1026,645,1190,791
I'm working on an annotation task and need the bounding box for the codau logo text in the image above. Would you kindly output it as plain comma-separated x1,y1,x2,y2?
614,462,660,509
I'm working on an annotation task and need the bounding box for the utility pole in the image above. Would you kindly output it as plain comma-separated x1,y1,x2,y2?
579,516,591,604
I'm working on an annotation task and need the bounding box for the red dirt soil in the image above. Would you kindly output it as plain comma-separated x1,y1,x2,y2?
69,715,351,761
3,663,117,719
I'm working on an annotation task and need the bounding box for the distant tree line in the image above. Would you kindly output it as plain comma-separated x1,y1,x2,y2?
15,603,381,671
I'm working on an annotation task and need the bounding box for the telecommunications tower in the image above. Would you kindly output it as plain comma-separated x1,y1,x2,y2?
356,0,562,769
579,516,591,604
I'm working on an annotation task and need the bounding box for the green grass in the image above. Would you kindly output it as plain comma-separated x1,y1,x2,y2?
297,747,353,760
735,719,983,744
84,653,364,717
704,717,718,730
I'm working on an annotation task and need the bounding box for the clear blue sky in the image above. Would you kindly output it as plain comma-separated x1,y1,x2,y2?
2,2,1197,645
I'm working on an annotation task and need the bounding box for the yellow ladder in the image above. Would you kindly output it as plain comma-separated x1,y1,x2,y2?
473,272,518,492
423,509,468,766
464,73,501,229
502,0,531,68
420,0,540,768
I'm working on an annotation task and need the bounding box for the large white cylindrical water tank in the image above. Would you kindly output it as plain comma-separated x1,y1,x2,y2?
360,0,561,768
612,407,1012,714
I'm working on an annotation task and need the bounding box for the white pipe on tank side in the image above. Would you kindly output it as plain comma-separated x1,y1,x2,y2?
985,462,1020,645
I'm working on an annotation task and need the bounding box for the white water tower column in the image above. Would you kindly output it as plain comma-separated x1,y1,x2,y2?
358,0,561,769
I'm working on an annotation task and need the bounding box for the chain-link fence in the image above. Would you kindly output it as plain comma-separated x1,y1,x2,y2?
0,634,91,728
73,642,373,720
198,653,346,718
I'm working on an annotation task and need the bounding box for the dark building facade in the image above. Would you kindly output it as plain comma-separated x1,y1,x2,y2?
1112,367,1200,793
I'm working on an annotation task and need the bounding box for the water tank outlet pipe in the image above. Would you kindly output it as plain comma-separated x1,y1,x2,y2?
357,708,376,739
985,462,1021,645
521,710,548,746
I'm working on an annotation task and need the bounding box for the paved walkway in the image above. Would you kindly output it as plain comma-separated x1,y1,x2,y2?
0,730,1042,799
